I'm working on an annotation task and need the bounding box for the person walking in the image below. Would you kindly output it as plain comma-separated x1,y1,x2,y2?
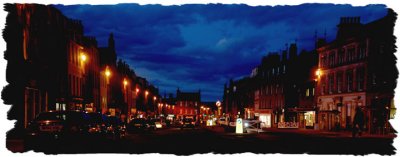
352,107,364,137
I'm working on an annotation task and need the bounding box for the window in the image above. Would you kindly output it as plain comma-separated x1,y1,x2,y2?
338,49,345,65
329,53,335,67
283,65,286,74
337,72,343,93
356,67,365,91
320,55,326,68
358,45,366,59
277,67,280,75
372,73,377,85
311,88,315,96
321,76,326,95
328,74,334,94
306,89,310,97
346,70,353,92
347,47,355,63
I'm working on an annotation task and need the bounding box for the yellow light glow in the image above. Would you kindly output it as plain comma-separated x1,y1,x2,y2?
105,68,111,77
136,88,140,93
145,91,149,96
80,53,87,62
153,96,157,101
123,79,128,86
315,69,322,77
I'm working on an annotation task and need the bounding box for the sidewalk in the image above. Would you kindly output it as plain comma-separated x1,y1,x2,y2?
262,128,397,139
202,125,396,139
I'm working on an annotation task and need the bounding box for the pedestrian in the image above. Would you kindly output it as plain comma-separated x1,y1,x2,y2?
352,106,364,137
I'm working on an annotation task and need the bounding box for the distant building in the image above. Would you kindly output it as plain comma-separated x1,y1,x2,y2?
175,89,201,120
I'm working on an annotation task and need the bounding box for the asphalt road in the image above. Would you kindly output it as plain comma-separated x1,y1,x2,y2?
17,126,396,155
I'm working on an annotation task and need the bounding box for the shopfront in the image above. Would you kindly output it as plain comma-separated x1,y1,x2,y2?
259,113,272,128
304,111,316,129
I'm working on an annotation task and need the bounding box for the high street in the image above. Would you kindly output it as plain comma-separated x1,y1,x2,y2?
12,126,395,155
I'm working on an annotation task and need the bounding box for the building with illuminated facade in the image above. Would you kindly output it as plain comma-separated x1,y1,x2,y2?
3,4,161,129
315,10,396,134
175,89,201,120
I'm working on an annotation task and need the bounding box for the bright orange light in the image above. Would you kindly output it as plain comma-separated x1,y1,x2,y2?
153,96,157,101
80,53,87,62
105,68,111,77
136,88,140,93
123,79,128,86
315,69,322,77
145,91,149,96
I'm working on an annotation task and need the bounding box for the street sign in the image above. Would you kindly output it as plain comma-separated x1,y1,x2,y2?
236,118,243,134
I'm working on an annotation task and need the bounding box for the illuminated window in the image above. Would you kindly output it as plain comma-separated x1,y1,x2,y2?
306,89,309,97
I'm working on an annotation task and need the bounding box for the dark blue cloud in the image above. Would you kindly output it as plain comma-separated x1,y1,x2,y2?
55,3,388,101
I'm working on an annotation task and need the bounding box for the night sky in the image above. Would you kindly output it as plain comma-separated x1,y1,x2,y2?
55,3,388,101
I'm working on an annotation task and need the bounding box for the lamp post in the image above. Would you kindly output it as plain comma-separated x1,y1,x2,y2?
153,96,157,116
314,68,322,130
105,67,111,114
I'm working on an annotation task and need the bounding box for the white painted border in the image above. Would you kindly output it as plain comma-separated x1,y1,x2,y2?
0,1,398,157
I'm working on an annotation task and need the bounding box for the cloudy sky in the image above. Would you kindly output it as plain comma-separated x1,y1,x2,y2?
55,3,387,101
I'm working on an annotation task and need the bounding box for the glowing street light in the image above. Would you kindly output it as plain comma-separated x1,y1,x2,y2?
145,90,149,97
153,96,157,101
80,53,87,62
105,68,111,78
315,68,322,79
123,78,128,86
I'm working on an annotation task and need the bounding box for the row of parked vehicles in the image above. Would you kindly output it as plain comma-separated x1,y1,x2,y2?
26,110,126,141
126,118,165,132
126,117,197,132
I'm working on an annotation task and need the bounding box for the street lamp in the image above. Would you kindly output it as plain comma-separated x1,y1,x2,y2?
315,68,322,80
80,53,87,62
123,78,128,86
145,90,149,97
104,67,111,114
105,68,111,78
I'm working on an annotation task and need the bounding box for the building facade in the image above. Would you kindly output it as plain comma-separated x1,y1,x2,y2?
175,89,201,120
316,11,397,134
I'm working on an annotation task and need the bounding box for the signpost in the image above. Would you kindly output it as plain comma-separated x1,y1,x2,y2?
236,118,243,134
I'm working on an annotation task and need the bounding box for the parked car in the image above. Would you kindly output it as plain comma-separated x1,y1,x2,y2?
26,110,90,140
146,119,157,130
87,112,108,136
154,118,164,129
180,118,195,129
127,118,147,133
105,116,126,139
217,118,228,126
